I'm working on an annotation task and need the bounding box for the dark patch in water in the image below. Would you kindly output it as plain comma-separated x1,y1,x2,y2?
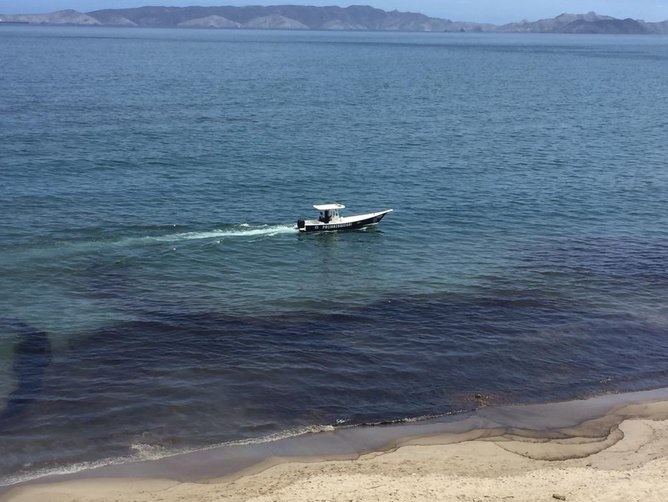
0,319,52,424
2,285,668,482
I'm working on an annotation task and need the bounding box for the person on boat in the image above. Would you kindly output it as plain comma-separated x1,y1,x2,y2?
320,210,331,223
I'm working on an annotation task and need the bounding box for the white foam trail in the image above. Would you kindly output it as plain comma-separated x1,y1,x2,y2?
111,224,297,247
3,224,299,266
148,224,298,243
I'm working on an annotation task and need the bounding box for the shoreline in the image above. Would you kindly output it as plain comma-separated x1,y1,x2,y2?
5,388,668,501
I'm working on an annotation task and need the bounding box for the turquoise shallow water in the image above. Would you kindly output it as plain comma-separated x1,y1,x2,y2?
1,26,668,484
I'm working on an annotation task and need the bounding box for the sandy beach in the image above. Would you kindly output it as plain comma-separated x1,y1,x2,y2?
5,398,668,502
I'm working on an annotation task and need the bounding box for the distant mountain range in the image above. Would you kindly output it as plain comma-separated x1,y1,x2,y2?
1,6,668,34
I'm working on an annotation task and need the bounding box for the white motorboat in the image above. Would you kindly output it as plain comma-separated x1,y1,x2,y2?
297,203,393,233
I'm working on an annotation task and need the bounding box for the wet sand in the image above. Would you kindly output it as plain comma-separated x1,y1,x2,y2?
5,394,668,501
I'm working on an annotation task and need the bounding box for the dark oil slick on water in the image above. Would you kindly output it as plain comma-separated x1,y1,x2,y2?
1,27,668,484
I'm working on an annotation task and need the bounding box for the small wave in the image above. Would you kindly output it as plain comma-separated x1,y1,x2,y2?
225,424,337,447
0,456,132,488
2,414,457,487
0,423,336,488
129,442,170,460
127,424,338,463
0,443,189,487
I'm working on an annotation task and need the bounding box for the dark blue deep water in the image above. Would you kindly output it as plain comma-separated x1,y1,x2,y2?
1,26,668,483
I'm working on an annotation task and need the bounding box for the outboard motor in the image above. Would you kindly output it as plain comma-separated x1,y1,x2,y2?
297,219,305,230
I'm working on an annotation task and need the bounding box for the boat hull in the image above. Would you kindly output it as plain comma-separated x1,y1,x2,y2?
297,210,391,233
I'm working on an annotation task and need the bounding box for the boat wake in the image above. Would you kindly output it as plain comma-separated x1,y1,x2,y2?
146,224,298,244
0,224,298,266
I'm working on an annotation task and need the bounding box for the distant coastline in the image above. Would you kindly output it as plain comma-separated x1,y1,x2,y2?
1,5,668,34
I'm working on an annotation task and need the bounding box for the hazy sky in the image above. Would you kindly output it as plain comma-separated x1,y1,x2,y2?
2,0,668,24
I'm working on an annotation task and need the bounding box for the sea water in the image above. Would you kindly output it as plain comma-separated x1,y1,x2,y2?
1,26,668,484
